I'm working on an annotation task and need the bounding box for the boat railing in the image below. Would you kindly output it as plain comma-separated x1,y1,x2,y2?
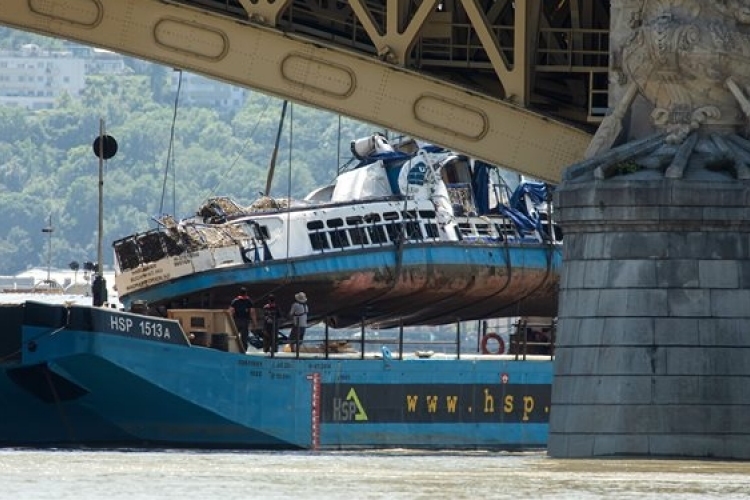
508,318,556,360
276,316,555,360
165,307,555,361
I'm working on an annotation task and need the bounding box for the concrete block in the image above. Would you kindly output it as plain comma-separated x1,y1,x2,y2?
565,317,597,346
603,205,661,223
653,375,750,404
573,289,601,315
562,260,585,289
711,289,750,318
654,317,699,344
659,206,703,221
547,433,595,458
737,260,750,289
563,206,606,225
548,404,655,433
582,232,610,259
699,318,750,346
556,289,577,317
721,436,750,460
602,317,654,345
703,206,748,222
551,346,572,374
592,434,650,456
667,289,711,317
670,183,741,206
609,259,657,288
552,375,652,404
698,260,739,289
561,234,585,260
563,346,655,375
665,346,750,375
666,232,706,259
648,435,711,457
554,317,580,346
625,289,669,316
583,260,611,288
555,183,595,207
656,259,699,288
596,346,656,375
597,289,629,316
610,232,669,259
691,232,750,259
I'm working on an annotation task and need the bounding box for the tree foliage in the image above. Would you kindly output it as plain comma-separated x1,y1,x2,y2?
0,61,376,274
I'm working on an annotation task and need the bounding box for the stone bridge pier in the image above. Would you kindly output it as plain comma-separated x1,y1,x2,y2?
548,0,750,459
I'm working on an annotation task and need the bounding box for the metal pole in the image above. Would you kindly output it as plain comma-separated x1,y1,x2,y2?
97,118,104,278
264,100,288,196
455,318,461,359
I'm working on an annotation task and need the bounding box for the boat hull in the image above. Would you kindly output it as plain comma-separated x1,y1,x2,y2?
119,242,561,328
0,302,552,450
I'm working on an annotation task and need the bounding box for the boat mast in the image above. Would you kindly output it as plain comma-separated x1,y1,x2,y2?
42,214,53,285
264,100,289,196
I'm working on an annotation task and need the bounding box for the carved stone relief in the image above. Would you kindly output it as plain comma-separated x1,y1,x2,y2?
571,0,750,181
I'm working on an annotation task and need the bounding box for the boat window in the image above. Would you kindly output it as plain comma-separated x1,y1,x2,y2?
330,229,350,248
309,232,330,250
475,223,491,235
251,224,269,240
363,213,381,223
418,210,436,219
114,238,141,271
495,221,515,237
346,215,364,225
327,218,344,228
401,209,418,220
138,232,166,263
457,222,472,236
349,227,369,245
190,317,206,328
447,183,475,216
367,225,387,244
424,223,439,238
405,221,423,240
385,222,402,242
382,211,400,221
162,233,185,257
307,220,324,230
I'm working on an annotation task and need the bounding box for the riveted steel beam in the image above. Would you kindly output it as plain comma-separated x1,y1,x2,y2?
0,0,592,181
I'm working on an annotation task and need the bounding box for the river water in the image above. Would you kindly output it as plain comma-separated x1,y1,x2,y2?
1,449,749,499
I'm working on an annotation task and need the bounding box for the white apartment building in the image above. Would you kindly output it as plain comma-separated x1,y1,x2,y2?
0,43,246,112
0,44,86,110
171,70,247,112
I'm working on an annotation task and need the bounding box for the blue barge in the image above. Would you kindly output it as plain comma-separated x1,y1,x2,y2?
0,301,552,450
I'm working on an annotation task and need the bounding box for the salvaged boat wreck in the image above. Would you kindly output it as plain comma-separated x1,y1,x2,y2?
113,134,562,328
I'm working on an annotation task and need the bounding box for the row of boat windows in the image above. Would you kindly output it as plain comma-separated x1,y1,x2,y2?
309,221,440,250
114,210,435,270
114,208,554,271
306,209,440,250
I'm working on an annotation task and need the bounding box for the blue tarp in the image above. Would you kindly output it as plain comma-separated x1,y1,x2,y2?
504,181,551,236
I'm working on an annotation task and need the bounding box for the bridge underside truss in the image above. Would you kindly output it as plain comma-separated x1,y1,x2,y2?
0,0,609,181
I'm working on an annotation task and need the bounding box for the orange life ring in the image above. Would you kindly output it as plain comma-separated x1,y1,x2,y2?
481,333,505,355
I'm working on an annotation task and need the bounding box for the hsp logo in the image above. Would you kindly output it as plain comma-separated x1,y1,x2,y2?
331,388,368,422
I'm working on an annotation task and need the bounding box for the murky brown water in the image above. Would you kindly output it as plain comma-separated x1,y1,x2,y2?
1,449,749,499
